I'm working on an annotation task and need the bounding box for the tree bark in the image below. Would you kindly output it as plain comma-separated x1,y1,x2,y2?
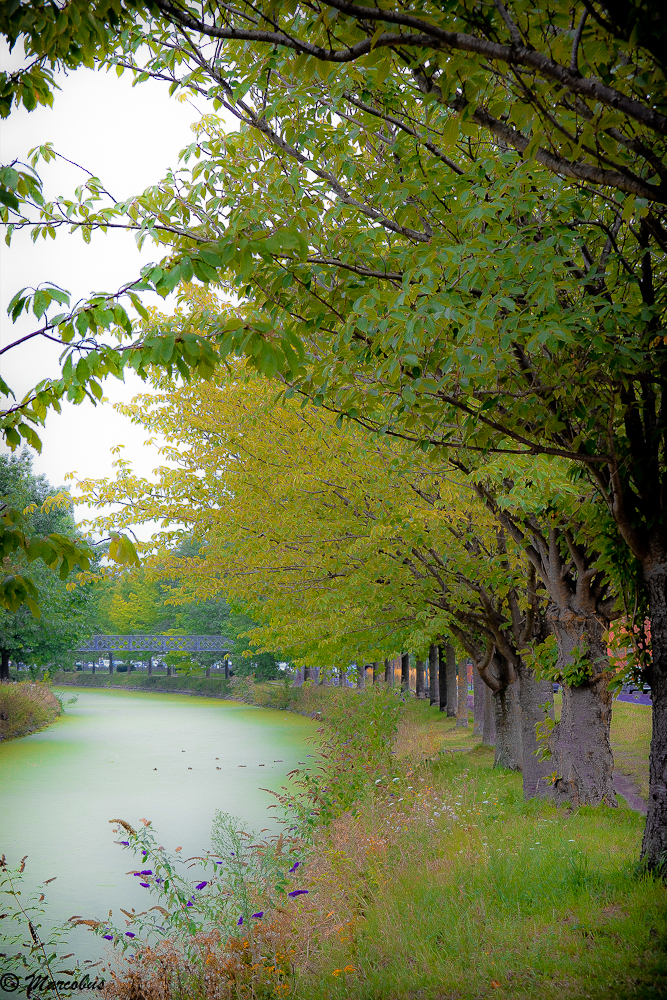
147,656,152,676
438,644,448,712
384,657,393,686
357,664,365,689
0,649,9,682
401,652,410,692
642,559,667,870
373,661,381,684
92,658,96,676
415,659,426,698
429,644,439,706
516,660,555,799
109,651,114,675
472,662,484,736
456,661,469,727
205,665,211,678
445,644,457,716
548,609,616,807
482,681,496,746
492,679,522,770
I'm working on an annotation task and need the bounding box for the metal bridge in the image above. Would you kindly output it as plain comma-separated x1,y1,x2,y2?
76,635,233,654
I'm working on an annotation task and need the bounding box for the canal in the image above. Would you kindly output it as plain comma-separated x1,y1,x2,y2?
0,687,315,967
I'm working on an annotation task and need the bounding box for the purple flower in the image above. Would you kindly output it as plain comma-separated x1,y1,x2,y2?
196,881,207,890
120,841,129,846
140,882,150,888
103,934,113,941
251,912,264,919
288,890,309,898
237,916,243,926
140,870,152,876
186,901,194,907
288,862,300,873
125,933,136,938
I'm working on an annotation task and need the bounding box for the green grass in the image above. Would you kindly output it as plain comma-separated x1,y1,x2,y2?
611,700,652,799
0,681,61,740
293,741,666,1000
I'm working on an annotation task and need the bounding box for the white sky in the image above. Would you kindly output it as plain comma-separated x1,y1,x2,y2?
0,47,213,524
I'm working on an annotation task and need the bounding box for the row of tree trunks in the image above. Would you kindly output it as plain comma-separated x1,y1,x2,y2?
429,644,439,705
456,661,468,728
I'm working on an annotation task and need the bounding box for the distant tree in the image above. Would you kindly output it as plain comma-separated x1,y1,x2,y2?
0,452,99,677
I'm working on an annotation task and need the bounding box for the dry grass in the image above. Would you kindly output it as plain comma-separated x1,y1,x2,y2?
0,681,61,741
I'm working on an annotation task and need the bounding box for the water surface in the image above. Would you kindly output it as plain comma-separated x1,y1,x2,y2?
0,688,314,963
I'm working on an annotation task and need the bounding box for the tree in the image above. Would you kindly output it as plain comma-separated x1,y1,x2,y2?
0,451,99,676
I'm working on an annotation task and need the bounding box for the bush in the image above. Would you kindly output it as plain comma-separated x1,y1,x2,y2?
0,682,61,741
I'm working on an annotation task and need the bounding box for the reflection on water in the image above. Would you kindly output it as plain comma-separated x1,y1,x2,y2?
0,687,313,962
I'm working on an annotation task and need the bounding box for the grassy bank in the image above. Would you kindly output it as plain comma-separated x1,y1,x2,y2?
52,671,349,715
0,681,61,741
85,693,663,1000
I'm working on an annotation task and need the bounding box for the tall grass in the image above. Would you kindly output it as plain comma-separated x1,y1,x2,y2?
0,681,61,740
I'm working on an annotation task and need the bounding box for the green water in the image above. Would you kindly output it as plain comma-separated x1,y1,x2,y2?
0,687,314,965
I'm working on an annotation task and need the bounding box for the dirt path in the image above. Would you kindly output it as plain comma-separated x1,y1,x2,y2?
613,769,647,815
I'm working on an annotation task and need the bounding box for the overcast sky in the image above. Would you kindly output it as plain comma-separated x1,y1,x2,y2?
0,46,212,524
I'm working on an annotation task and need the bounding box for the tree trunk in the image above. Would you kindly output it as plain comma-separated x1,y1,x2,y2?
205,665,211,678
304,666,311,683
357,664,365,689
642,559,667,870
482,681,496,745
373,661,381,684
456,661,468,727
429,644,439,706
384,657,393,686
438,644,448,712
415,659,426,698
401,652,410,692
109,652,114,675
147,657,152,676
492,679,522,770
516,660,555,799
548,610,616,807
224,659,230,680
472,663,484,736
445,644,457,716
0,649,9,682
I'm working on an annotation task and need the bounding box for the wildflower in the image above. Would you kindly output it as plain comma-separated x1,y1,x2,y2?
140,870,152,876
119,841,129,846
344,965,355,973
125,933,135,938
332,970,342,977
196,881,208,890
288,890,308,898
103,935,113,941
139,883,150,888
237,916,244,926
251,912,264,919
288,861,300,873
